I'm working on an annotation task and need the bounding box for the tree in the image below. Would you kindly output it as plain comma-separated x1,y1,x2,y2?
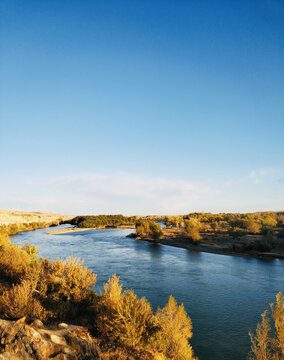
136,220,163,240
155,296,197,360
249,292,284,360
97,275,157,347
184,219,201,242
244,220,261,234
261,216,277,228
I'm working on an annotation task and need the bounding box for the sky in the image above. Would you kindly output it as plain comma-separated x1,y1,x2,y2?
0,0,283,215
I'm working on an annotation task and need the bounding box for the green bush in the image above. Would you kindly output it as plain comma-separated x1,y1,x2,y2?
136,220,163,239
70,215,137,228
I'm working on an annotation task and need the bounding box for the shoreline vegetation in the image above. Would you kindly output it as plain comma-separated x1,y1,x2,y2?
130,213,284,260
0,210,283,359
47,212,284,260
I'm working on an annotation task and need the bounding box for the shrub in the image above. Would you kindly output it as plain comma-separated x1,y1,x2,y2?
0,280,33,319
184,219,201,242
261,216,277,228
58,257,97,302
136,221,163,240
33,257,97,320
22,243,39,263
149,222,163,240
166,216,183,227
0,229,10,249
0,244,31,281
249,292,284,360
155,296,197,360
97,275,157,348
244,220,261,234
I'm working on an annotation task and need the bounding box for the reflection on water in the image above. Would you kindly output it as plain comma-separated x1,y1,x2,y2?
12,225,284,360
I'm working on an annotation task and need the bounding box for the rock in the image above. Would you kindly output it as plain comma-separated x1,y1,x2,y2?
30,319,44,329
49,334,67,346
57,323,68,330
51,354,67,360
15,317,26,324
0,319,101,359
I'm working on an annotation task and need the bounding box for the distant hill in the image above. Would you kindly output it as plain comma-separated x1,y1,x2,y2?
0,209,73,225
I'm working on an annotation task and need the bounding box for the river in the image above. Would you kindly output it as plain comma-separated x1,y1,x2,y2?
12,224,284,360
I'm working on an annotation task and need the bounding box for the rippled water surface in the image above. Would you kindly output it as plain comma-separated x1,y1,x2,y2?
12,225,284,360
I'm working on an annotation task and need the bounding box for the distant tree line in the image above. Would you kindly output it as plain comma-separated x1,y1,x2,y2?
70,215,137,229
1,220,62,236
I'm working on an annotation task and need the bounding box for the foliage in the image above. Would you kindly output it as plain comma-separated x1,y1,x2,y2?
22,243,39,262
97,275,157,347
184,219,201,242
249,292,284,360
261,216,277,228
0,280,33,319
70,215,137,228
244,220,261,234
136,220,163,240
166,216,184,227
35,257,97,320
0,243,31,281
155,296,197,360
97,275,197,359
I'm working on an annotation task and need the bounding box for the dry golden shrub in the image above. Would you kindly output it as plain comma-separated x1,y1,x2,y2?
249,292,284,360
184,219,201,242
155,296,197,360
27,298,47,321
97,275,157,348
0,244,31,281
0,229,10,248
35,256,97,303
0,280,32,319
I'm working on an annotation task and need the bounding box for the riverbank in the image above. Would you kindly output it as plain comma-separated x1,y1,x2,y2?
47,225,135,235
134,227,284,260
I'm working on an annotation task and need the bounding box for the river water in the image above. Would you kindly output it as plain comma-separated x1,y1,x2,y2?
12,225,284,360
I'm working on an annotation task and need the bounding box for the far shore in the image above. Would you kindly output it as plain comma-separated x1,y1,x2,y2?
133,227,284,260
157,237,284,260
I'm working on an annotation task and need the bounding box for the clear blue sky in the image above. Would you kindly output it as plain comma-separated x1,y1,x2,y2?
0,0,283,214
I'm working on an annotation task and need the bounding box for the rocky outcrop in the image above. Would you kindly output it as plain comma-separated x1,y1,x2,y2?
0,320,156,360
0,319,100,360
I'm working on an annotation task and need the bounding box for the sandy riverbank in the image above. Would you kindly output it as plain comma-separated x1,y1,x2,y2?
47,225,135,235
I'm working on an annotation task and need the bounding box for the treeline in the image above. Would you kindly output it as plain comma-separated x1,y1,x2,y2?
166,212,284,248
166,212,283,232
0,227,197,360
70,215,137,228
1,220,63,236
